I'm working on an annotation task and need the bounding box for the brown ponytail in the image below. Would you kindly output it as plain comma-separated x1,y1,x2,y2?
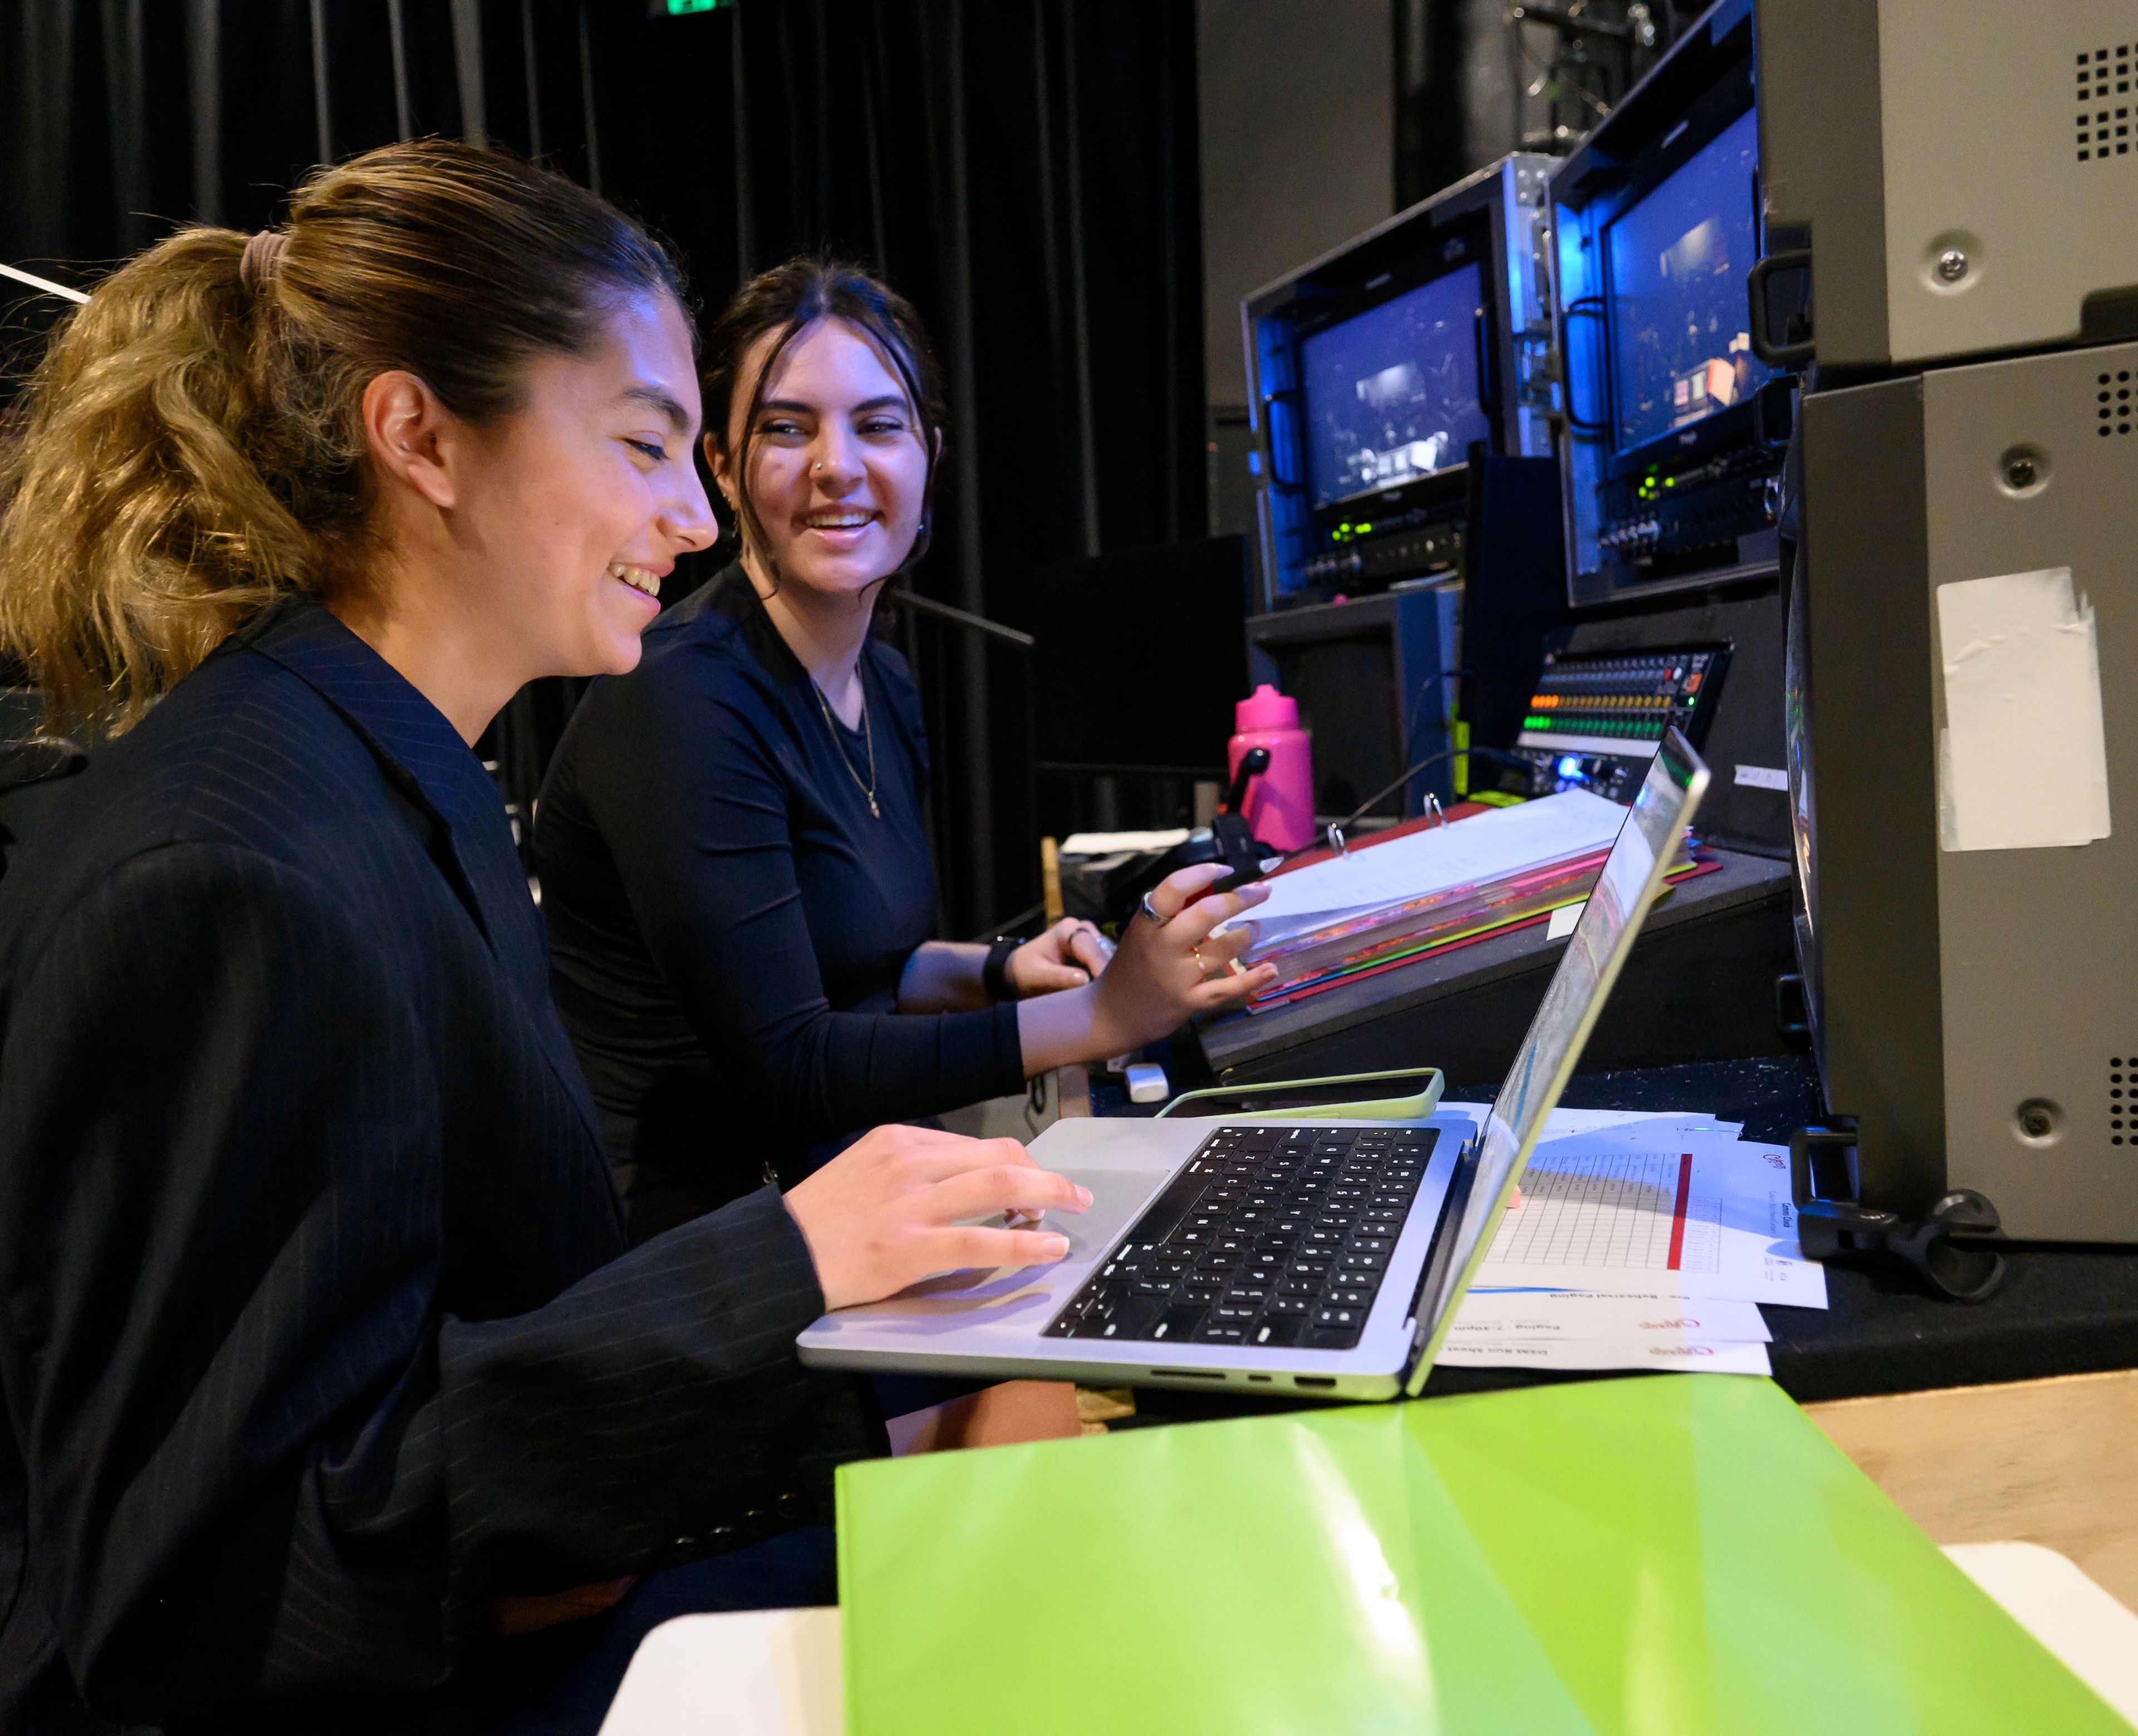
0,140,689,735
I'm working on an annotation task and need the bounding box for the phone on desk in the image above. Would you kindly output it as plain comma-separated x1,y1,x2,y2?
1157,1067,1445,1122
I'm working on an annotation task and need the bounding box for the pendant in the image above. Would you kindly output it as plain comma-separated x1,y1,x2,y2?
868,795,882,819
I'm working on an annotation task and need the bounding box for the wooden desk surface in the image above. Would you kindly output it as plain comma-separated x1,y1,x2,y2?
1805,1368,2138,1612
1054,1062,1091,1117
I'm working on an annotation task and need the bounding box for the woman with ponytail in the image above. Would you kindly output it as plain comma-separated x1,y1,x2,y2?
0,145,1086,1732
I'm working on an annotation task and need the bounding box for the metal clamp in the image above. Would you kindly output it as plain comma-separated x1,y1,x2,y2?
1788,1122,2007,1303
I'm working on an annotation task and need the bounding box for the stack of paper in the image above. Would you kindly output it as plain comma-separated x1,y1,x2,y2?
1221,792,1705,1011
1436,1106,1827,1376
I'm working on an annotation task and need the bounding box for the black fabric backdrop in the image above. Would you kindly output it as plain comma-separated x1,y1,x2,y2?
1,0,1207,935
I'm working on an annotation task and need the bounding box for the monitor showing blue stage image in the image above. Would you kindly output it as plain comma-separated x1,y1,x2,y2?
1300,263,1489,510
1603,107,1773,455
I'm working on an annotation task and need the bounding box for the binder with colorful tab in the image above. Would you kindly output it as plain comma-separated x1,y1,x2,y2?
837,1374,2124,1735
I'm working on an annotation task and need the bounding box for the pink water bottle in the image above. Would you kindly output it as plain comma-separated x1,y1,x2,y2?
1228,684,1315,851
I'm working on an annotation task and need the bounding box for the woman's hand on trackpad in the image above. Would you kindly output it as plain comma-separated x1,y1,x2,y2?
782,1125,1091,1311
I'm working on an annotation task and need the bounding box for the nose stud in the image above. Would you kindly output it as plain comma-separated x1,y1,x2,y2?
812,460,824,474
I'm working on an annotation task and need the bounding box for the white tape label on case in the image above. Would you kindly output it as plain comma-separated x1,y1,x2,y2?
1936,566,2112,852
1733,764,1788,791
1546,901,1586,941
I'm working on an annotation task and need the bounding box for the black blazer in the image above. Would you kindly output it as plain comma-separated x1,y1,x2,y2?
0,600,879,1733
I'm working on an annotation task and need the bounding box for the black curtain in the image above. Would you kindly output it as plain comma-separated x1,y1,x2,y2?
1,0,1207,936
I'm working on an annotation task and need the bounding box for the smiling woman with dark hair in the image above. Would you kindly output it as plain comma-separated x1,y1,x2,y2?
533,257,1278,1242
0,152,1086,1733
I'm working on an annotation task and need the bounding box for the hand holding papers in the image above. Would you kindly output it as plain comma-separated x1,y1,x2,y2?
1226,789,1633,944
1214,791,1704,1011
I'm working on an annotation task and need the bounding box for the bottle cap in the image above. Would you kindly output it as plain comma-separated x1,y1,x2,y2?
1234,683,1298,732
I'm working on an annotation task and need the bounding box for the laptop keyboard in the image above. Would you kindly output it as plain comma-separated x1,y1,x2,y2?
1042,1124,1438,1351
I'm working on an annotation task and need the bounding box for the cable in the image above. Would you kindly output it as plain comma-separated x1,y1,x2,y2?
1397,670,1462,771
1284,744,1536,864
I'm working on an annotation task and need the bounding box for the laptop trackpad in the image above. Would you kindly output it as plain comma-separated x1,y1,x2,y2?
856,1166,1171,1316
1052,1164,1172,1261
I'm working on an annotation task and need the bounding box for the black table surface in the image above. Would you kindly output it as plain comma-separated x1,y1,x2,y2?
1099,1054,2138,1426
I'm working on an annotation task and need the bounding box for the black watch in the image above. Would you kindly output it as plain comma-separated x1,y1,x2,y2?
982,936,1022,1002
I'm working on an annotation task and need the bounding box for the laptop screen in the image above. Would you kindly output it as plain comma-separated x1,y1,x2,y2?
1405,728,1709,1392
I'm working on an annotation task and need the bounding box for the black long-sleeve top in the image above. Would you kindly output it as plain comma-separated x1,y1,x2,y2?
534,566,1023,1243
0,599,879,1732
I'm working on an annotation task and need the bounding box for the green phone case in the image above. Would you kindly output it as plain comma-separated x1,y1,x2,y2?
1156,1066,1446,1124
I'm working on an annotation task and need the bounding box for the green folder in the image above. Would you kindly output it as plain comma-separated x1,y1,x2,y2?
837,1375,2125,1734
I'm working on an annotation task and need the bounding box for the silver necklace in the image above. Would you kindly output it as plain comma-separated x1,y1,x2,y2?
812,676,881,820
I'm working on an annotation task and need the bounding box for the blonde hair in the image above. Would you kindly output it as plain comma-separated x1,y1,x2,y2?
0,140,688,735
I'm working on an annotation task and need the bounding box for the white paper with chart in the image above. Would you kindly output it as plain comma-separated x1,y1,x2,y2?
1460,1112,1828,1307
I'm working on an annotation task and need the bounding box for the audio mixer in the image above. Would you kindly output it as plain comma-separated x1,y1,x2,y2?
1508,646,1729,802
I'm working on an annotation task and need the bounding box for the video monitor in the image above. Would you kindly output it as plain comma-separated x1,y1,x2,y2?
1602,107,1773,457
1299,263,1490,509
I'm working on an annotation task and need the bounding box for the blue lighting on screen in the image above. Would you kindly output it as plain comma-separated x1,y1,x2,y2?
1604,108,1774,455
1300,264,1490,509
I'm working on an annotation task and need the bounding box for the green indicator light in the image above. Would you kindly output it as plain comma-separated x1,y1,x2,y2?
661,0,729,13
1664,477,1676,488
1357,522,1373,533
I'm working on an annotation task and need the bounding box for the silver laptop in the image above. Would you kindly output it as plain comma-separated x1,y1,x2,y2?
797,729,1710,1401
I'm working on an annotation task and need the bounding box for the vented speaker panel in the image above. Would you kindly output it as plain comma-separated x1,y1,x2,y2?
2076,42,2138,161
2111,1057,2131,1144
2096,366,2137,436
